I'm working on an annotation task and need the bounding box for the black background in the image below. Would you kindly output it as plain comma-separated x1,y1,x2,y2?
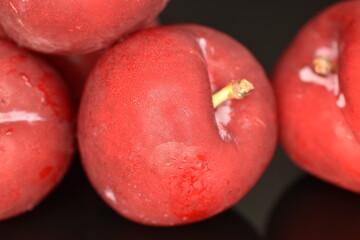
4,0,360,239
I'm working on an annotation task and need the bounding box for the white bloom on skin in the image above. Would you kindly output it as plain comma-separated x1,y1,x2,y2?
0,111,44,124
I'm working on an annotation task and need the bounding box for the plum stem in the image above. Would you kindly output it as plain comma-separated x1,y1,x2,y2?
313,55,336,75
212,79,254,108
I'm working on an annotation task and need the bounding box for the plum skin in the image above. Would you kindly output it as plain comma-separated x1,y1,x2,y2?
37,18,160,105
0,0,169,54
39,50,104,105
273,1,360,193
0,40,74,220
78,24,277,226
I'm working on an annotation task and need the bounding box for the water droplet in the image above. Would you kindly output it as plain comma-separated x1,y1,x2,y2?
20,73,32,87
5,129,13,136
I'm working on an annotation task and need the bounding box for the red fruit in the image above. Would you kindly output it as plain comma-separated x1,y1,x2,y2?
0,25,4,38
273,1,360,192
78,24,277,226
41,50,104,104
0,39,74,220
140,17,161,29
0,0,169,54
39,18,160,104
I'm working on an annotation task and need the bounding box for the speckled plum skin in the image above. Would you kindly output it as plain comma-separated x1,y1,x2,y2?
0,40,74,220
78,24,277,226
38,18,160,104
273,1,360,192
0,25,4,38
0,0,169,54
41,50,104,105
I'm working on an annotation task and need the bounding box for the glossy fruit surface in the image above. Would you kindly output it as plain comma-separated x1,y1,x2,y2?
273,1,360,192
41,50,104,104
0,25,4,38
78,24,277,226
39,17,160,104
0,0,169,54
0,39,74,220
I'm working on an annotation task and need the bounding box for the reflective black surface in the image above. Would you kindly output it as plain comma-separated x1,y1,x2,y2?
267,175,360,240
2,0,349,239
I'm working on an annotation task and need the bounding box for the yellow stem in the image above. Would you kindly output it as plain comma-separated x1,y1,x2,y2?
313,55,336,75
212,79,254,109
